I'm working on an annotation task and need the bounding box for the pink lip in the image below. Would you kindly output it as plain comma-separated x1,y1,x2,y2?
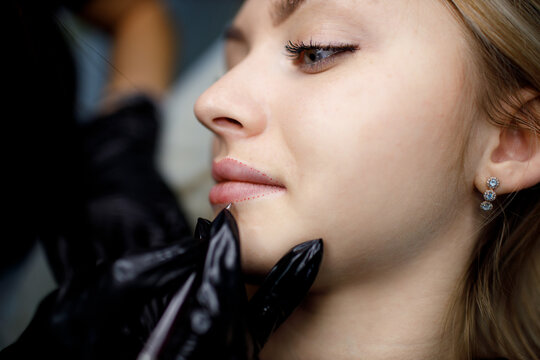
209,158,286,205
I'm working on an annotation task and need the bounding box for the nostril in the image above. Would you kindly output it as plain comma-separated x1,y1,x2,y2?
213,117,243,129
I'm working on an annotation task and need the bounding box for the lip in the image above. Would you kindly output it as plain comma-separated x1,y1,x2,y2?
209,158,286,205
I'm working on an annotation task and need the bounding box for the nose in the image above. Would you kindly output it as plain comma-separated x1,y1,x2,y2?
194,62,267,140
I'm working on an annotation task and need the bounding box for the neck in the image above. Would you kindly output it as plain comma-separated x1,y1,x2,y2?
260,213,477,360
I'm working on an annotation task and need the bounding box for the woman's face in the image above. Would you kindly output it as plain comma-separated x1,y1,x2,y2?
195,0,480,287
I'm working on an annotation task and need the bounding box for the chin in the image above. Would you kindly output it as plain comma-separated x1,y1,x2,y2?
222,198,303,283
237,210,291,282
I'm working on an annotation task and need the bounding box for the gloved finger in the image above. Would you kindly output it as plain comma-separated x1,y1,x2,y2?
48,238,207,325
107,237,208,301
247,238,323,354
194,218,211,242
144,208,252,360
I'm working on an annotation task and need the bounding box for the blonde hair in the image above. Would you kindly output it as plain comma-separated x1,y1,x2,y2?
442,1,540,359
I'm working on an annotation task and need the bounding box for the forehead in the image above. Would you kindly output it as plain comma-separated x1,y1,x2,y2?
235,0,412,26
234,0,463,37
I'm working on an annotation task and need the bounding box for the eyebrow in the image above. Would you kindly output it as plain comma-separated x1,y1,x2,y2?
224,0,307,43
271,0,307,26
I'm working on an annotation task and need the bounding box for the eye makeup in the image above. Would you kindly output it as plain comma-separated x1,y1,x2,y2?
284,40,359,74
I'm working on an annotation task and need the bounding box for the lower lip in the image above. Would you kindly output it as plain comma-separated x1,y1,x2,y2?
209,181,286,205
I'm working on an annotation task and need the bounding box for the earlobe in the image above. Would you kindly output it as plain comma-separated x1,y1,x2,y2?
475,93,540,196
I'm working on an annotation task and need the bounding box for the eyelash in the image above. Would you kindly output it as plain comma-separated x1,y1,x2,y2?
284,40,359,73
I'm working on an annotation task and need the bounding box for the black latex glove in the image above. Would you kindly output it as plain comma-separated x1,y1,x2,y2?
0,209,322,360
138,209,323,360
81,96,192,262
0,235,206,360
43,95,192,285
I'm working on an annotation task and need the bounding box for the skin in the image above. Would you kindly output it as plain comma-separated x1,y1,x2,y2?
195,0,540,358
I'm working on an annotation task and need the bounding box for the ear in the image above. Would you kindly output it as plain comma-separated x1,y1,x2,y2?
474,89,540,195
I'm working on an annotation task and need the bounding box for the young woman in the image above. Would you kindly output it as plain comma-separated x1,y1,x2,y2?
194,0,540,359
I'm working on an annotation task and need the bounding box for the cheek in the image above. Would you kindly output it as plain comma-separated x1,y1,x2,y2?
274,50,469,281
285,64,464,200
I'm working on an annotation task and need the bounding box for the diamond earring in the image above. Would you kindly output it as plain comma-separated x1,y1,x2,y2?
480,177,500,211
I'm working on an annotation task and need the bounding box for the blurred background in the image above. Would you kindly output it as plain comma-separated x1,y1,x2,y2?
0,0,242,349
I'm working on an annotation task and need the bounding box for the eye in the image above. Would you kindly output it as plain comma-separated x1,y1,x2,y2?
302,48,336,64
285,40,359,74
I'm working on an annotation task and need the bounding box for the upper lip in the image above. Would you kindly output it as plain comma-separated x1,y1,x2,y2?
212,158,284,187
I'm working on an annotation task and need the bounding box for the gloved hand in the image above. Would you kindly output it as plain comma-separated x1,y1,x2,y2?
0,209,322,360
42,95,192,286
138,209,323,360
80,96,193,263
0,235,206,359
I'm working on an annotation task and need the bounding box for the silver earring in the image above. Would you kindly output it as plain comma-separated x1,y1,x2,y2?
480,177,500,211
